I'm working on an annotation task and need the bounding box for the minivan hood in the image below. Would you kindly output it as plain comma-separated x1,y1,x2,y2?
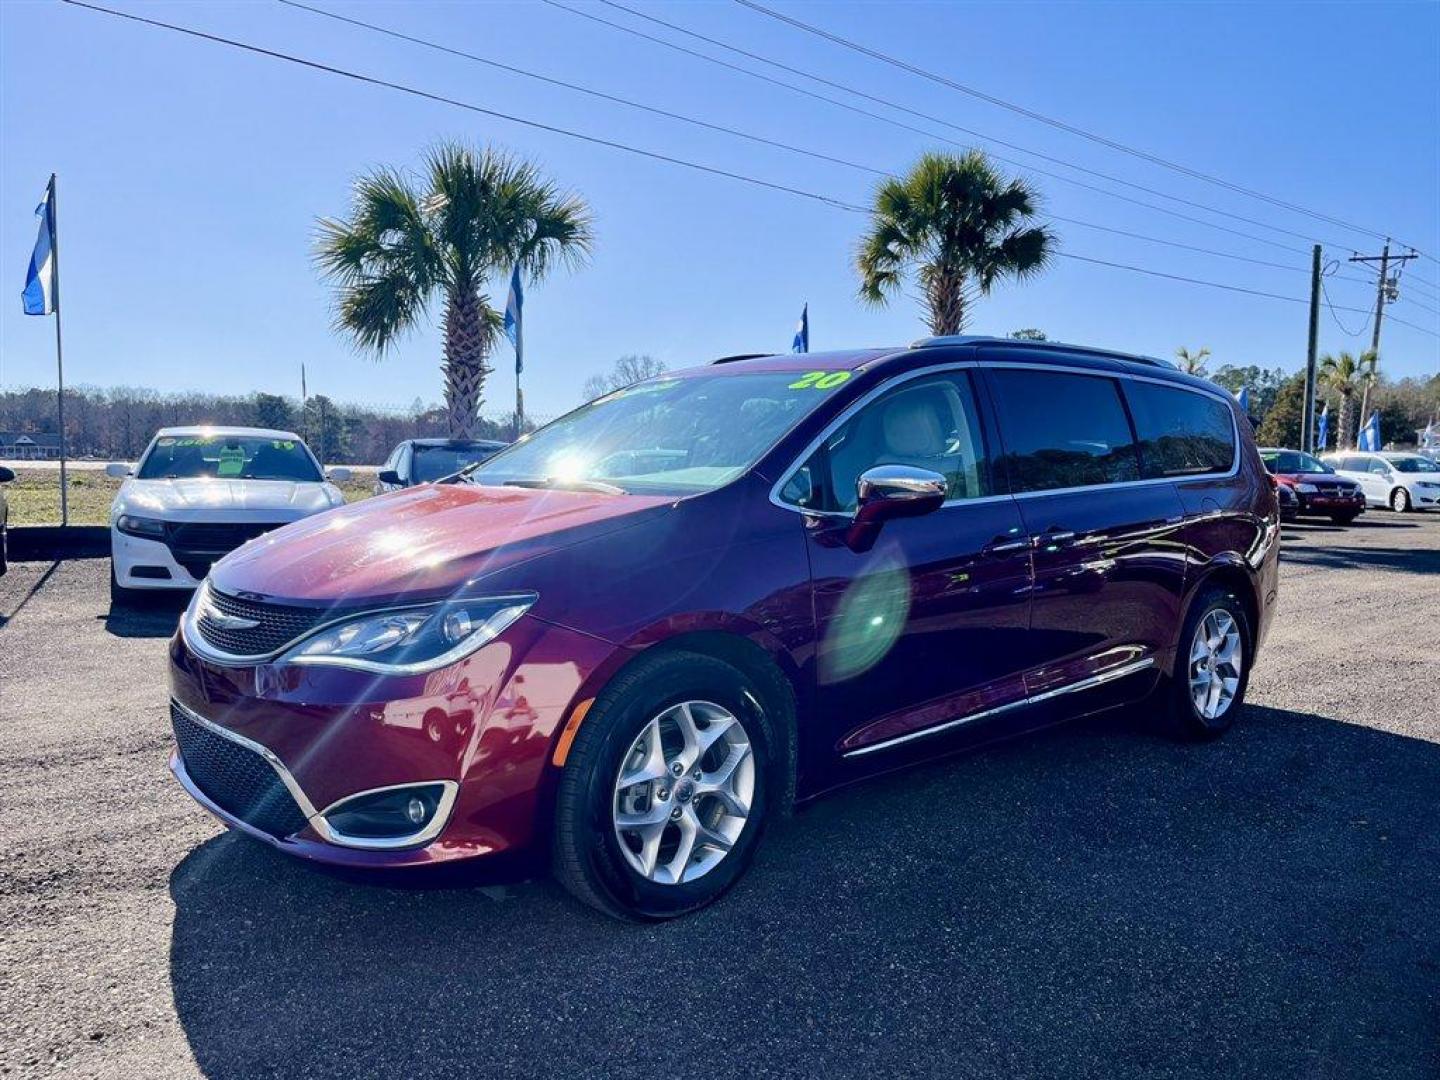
119,477,337,516
207,482,674,604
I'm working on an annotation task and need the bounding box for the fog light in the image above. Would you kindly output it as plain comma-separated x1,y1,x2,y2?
321,783,448,843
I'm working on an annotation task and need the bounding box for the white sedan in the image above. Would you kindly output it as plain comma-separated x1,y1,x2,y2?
107,426,350,604
1323,451,1440,513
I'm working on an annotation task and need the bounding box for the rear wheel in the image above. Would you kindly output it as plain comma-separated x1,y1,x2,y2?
552,651,777,920
1390,487,1411,513
1163,587,1252,740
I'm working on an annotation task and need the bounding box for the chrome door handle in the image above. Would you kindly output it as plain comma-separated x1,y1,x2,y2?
1035,529,1077,548
983,537,1030,556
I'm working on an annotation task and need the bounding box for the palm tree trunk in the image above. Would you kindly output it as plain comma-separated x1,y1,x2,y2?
1337,391,1354,449
442,289,495,439
925,267,967,336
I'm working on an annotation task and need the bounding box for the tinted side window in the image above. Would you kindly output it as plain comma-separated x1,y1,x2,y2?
987,369,1139,493
1123,381,1235,478
781,372,990,512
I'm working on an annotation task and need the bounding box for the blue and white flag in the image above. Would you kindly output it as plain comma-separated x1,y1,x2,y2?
1422,420,1437,450
791,303,808,354
1235,386,1250,414
1358,410,1381,452
1315,404,1328,453
22,179,57,316
503,263,523,373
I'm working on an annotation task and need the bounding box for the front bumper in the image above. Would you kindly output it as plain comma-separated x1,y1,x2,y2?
112,528,204,591
167,614,624,868
1293,492,1365,516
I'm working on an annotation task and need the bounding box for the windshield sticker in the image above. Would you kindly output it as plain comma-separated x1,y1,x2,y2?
217,446,246,476
272,440,295,450
788,370,852,390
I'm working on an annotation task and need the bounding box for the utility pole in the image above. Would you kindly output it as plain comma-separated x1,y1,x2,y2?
1302,245,1321,454
1349,241,1418,447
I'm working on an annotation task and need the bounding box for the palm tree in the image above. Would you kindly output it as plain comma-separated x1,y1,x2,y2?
856,151,1054,335
1175,346,1211,376
1319,351,1370,448
317,143,593,437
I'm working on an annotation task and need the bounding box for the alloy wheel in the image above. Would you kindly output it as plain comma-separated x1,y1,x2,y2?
612,700,755,885
1189,609,1243,721
1391,487,1410,512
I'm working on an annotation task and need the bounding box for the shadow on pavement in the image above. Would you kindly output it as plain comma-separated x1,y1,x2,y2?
1279,544,1440,575
168,706,1440,1079
0,560,60,628
102,594,186,638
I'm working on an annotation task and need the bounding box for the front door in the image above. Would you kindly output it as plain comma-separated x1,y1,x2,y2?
776,369,1034,762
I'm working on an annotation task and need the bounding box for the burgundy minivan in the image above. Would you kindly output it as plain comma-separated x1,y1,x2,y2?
168,337,1279,919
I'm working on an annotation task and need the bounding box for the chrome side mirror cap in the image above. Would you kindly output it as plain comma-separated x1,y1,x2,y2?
847,465,948,551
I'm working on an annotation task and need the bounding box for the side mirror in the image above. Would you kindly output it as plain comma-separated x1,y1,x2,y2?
377,469,402,486
105,463,132,479
846,465,947,551
327,467,353,483
0,466,14,483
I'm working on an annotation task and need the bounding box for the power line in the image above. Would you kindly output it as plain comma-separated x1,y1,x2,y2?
57,0,1440,345
735,0,1419,253
282,0,1372,289
58,0,866,215
551,0,1364,263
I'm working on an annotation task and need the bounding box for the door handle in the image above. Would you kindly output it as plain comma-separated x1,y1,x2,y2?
1035,528,1077,549
983,536,1030,557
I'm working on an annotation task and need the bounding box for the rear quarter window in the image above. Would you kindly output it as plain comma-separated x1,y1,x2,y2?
986,369,1140,493
1122,381,1235,478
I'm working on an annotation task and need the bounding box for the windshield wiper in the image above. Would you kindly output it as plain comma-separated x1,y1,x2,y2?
502,477,626,495
437,460,486,484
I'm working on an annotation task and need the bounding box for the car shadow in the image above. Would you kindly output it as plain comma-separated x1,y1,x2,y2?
0,560,60,628
168,705,1440,1079
1279,544,1440,575
101,593,187,638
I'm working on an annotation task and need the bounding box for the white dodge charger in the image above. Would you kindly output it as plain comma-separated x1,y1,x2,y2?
107,425,350,604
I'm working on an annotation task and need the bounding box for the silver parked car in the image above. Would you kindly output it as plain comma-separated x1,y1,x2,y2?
1323,452,1440,513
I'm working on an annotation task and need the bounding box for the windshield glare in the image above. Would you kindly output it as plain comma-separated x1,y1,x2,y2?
412,444,503,483
470,371,848,495
1262,450,1331,474
137,435,322,482
1389,456,1439,473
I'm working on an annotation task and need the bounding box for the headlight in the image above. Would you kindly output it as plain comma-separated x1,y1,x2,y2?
116,513,167,539
1294,483,1318,494
278,593,536,674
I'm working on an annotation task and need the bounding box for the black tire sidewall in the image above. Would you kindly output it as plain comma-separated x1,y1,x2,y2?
1172,589,1252,738
563,654,776,920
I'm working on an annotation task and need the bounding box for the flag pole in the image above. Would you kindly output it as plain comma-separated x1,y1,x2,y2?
515,332,524,442
49,173,69,527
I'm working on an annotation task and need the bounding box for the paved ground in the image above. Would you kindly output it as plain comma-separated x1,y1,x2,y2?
2,514,1438,1079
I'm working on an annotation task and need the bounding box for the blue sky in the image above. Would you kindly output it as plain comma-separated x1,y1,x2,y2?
2,0,1437,420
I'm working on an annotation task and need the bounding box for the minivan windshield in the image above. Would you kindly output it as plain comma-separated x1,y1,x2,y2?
1261,450,1332,474
469,370,847,495
1388,455,1439,473
137,434,322,482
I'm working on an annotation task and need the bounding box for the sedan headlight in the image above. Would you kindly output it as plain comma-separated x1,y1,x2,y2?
115,513,167,539
1294,483,1318,494
278,594,536,674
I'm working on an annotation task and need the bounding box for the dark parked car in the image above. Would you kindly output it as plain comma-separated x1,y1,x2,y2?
375,438,509,493
167,337,1279,919
0,464,13,574
1258,447,1365,524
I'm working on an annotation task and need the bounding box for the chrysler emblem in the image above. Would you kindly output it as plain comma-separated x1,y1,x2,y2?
199,596,260,631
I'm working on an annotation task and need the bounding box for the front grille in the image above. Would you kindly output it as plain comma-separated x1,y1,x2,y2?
170,702,310,839
1313,482,1356,496
165,521,285,581
196,588,335,657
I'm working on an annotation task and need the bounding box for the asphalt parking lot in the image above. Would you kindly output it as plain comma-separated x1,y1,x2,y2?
2,515,1438,1079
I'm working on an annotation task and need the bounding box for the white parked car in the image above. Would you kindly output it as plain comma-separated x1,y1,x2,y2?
106,426,350,604
1323,451,1440,513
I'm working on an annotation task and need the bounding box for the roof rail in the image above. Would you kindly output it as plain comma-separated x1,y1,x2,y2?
915,335,1175,371
712,353,773,365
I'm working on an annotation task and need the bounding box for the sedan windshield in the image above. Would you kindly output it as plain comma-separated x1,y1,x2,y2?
412,443,505,483
137,435,322,482
1389,455,1439,473
1261,450,1331,474
469,370,849,495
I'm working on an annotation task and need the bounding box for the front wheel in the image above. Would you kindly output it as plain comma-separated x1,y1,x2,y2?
1390,487,1412,513
552,651,777,920
1163,587,1252,740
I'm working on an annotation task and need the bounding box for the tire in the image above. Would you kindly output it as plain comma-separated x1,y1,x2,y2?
110,563,140,608
1390,487,1411,513
0,520,8,576
552,650,779,921
1330,512,1358,525
1163,586,1252,741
